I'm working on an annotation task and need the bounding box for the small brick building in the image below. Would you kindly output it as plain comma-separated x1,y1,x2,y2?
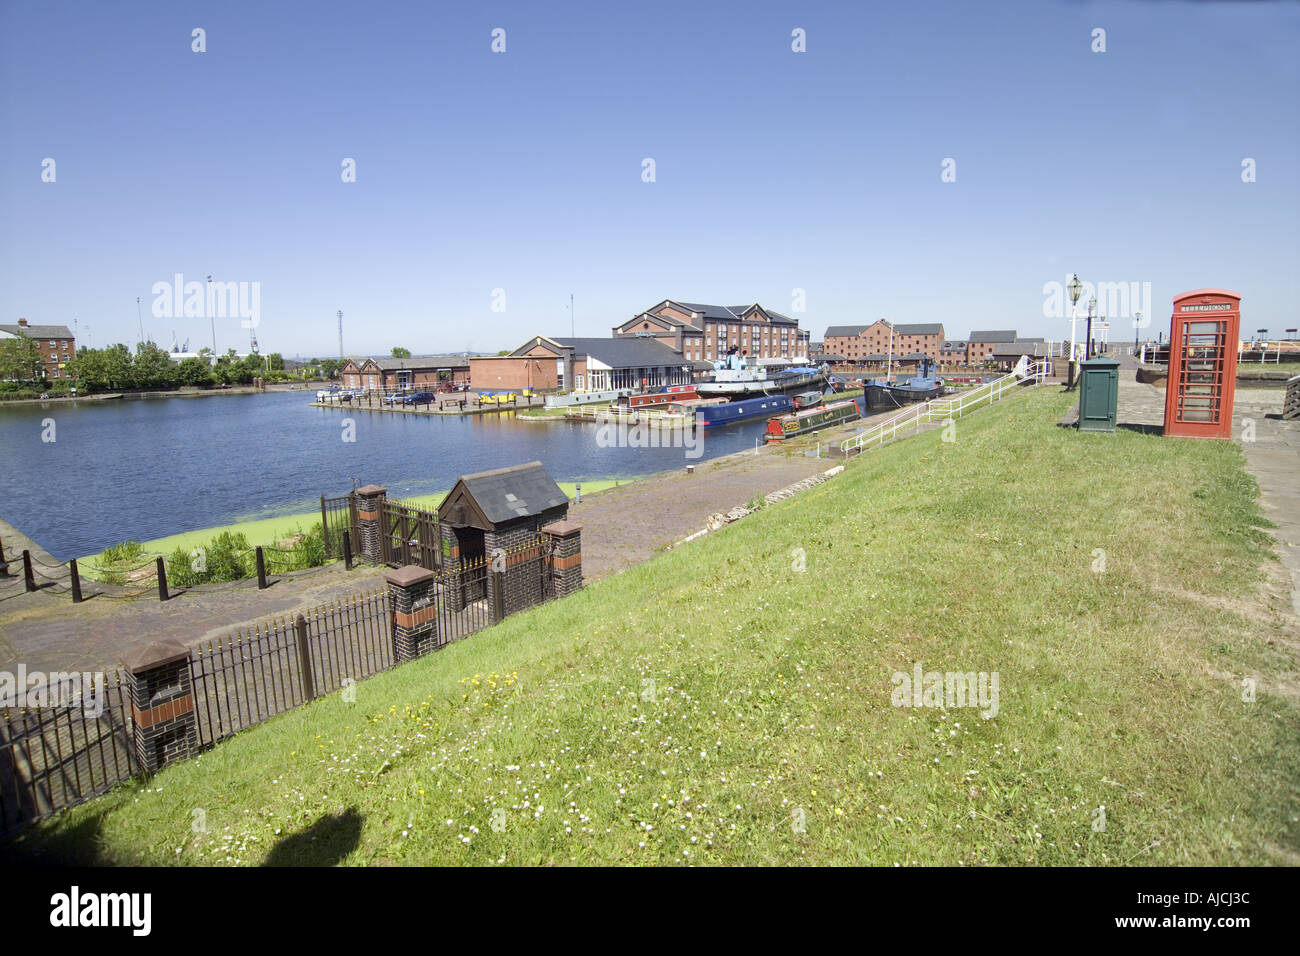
438,462,576,619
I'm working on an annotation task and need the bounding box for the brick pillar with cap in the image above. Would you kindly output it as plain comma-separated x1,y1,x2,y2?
387,565,439,662
543,519,583,599
123,640,197,774
356,484,386,564
440,524,466,611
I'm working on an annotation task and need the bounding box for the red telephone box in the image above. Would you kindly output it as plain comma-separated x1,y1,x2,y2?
1163,289,1240,440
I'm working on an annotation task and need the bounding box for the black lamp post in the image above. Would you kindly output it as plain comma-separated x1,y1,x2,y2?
1085,296,1096,360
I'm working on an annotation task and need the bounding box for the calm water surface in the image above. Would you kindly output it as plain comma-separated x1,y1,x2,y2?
0,390,834,559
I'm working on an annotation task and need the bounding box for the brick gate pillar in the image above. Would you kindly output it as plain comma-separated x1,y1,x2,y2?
123,640,197,774
356,484,387,564
441,524,466,611
542,519,583,599
387,565,439,662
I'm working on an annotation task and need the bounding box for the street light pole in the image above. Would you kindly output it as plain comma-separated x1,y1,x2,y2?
206,275,216,355
1085,297,1096,361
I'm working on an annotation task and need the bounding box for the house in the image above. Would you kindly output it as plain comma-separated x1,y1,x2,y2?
0,318,76,380
988,339,1049,369
471,335,695,393
824,321,945,364
966,330,1019,366
338,355,471,390
612,300,811,363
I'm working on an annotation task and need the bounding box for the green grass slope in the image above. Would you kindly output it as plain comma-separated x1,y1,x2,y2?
13,388,1298,866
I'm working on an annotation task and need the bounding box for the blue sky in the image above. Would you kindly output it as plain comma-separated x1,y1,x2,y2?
1,0,1297,357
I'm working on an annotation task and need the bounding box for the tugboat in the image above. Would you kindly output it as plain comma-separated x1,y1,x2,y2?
864,356,945,409
694,349,831,399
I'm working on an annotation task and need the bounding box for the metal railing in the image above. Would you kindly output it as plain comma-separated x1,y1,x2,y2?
839,358,1049,457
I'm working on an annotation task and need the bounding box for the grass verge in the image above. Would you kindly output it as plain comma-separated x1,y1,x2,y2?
15,387,1297,866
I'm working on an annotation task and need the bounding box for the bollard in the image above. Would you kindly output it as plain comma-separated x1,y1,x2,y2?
343,529,353,570
0,535,7,576
256,546,268,589
70,558,82,603
23,550,35,592
156,556,169,601
295,614,316,700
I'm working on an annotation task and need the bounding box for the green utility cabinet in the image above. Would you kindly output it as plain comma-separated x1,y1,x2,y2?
1077,356,1120,432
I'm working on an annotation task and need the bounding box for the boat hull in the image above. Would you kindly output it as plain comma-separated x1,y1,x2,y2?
694,394,794,427
764,400,862,443
864,383,945,408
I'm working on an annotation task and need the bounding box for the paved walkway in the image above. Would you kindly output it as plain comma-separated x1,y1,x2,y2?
1114,370,1300,619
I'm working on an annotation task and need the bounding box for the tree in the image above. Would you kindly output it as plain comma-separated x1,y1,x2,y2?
133,342,177,390
176,356,214,386
318,358,343,379
266,352,284,371
391,346,411,358
0,335,45,381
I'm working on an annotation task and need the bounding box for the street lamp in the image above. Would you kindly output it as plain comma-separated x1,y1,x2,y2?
1085,296,1096,360
206,275,216,354
1067,274,1082,387
1134,312,1141,351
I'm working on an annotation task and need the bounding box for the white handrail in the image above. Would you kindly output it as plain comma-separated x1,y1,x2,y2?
839,359,1048,456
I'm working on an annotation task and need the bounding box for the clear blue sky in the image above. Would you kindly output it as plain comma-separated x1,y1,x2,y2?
2,0,1297,357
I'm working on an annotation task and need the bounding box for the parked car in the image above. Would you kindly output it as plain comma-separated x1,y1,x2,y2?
382,392,405,405
402,391,436,406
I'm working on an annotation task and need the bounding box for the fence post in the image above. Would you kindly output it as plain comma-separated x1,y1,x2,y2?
23,550,35,592
542,520,583,600
320,494,331,558
70,558,82,603
294,614,316,700
0,535,7,576
343,529,353,570
256,546,268,589
156,556,169,601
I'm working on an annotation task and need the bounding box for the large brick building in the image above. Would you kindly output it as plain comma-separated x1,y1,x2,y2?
612,300,811,363
823,321,945,364
0,318,76,380
966,330,1019,366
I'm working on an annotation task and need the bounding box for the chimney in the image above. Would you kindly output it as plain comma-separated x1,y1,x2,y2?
17,317,28,327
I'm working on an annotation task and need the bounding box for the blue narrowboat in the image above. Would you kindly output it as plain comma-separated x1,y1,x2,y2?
693,394,794,428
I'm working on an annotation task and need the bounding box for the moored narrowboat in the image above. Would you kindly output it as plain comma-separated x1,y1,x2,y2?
694,394,794,428
763,399,861,443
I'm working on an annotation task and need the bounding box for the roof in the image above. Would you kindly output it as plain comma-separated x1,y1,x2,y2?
370,355,470,370
991,340,1051,356
824,325,869,338
553,337,687,369
968,330,1019,343
894,323,943,336
0,323,74,339
900,352,931,361
660,301,801,326
437,462,568,530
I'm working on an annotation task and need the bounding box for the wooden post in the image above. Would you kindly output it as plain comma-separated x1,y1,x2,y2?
320,494,331,557
0,535,7,576
70,558,83,603
295,614,316,700
155,556,169,600
256,546,268,589
343,529,353,570
22,550,35,592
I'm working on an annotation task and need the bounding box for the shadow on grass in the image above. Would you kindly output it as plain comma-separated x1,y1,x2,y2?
262,807,363,866
0,807,133,866
1118,423,1164,436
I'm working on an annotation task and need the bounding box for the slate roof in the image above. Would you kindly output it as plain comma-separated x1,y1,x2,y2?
824,325,871,338
900,352,932,361
666,301,801,325
553,337,688,369
439,462,567,529
968,330,1019,343
894,323,944,335
370,355,470,370
1,323,74,339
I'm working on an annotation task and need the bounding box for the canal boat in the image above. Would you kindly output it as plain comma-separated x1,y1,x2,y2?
693,393,794,428
619,388,700,409
864,357,945,409
763,399,861,443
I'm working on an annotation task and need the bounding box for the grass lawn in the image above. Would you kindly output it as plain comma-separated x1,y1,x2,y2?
16,387,1298,866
